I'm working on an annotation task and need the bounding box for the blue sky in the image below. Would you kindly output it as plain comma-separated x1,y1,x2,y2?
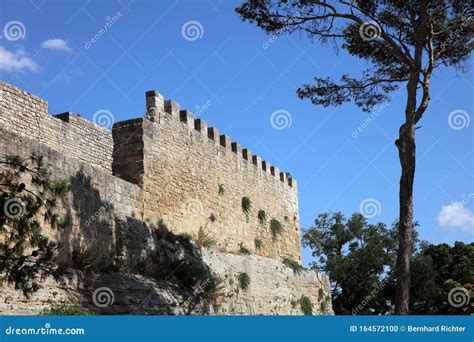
1,0,472,265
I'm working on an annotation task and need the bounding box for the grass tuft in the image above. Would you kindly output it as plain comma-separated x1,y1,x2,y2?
257,210,266,225
254,239,263,251
270,218,283,238
237,272,250,291
283,258,304,274
239,242,251,255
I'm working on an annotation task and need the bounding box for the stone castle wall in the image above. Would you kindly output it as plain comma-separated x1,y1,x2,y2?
113,90,301,261
0,81,301,262
0,81,332,315
0,81,113,171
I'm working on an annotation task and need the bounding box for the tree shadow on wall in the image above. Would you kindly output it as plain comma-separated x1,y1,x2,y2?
53,169,216,315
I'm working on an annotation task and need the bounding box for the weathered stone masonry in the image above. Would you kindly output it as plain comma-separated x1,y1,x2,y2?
0,81,332,315
0,81,301,262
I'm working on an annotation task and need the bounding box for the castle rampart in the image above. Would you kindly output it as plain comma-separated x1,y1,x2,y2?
0,81,113,171
0,80,301,261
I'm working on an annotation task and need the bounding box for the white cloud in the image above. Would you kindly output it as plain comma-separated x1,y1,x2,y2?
41,38,72,52
437,201,474,232
0,46,38,72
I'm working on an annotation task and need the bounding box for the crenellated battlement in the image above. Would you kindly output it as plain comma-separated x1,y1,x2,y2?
142,89,296,189
0,81,301,261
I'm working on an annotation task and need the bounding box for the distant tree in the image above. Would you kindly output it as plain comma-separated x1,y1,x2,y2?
236,0,473,314
0,154,70,297
302,212,397,314
303,211,472,315
409,241,473,314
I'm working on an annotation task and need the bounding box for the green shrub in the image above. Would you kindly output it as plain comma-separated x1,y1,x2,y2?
254,239,263,251
318,288,325,301
41,304,90,315
270,218,283,238
283,258,304,274
300,295,313,315
147,225,222,302
241,197,252,218
238,272,250,291
72,245,110,273
257,210,266,225
239,242,251,255
199,273,225,303
194,227,216,248
46,179,72,199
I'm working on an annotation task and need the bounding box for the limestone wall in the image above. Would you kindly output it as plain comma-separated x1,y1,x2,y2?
0,81,113,171
0,80,301,262
0,251,332,316
137,110,302,261
0,126,143,266
202,249,332,315
0,124,332,316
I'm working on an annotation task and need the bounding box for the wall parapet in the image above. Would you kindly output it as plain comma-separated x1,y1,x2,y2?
0,81,113,171
143,89,297,189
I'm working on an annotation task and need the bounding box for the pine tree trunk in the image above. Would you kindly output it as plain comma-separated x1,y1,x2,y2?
395,121,416,315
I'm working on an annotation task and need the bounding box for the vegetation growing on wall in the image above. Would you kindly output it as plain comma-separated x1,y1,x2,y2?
237,272,250,291
270,218,283,239
41,304,91,316
283,258,304,274
146,224,223,303
254,239,262,251
257,209,266,225
72,245,112,274
239,242,251,255
299,295,313,315
241,196,252,221
193,227,216,249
